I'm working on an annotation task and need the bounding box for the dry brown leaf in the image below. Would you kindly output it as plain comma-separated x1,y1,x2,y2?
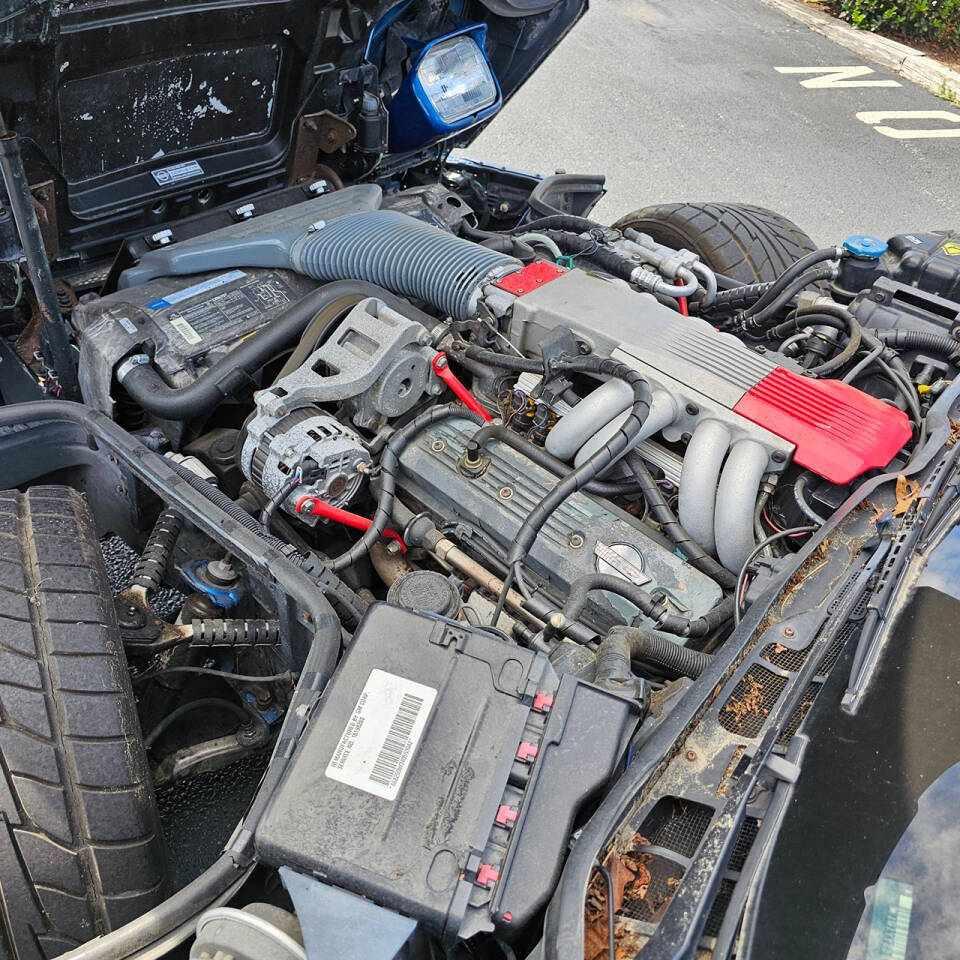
948,419,960,448
893,474,922,517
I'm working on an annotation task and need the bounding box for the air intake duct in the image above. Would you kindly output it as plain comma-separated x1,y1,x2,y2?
119,205,519,321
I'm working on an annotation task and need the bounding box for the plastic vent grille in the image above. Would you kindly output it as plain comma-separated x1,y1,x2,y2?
719,666,788,738
703,878,737,938
777,681,822,747
729,816,760,872
640,796,715,858
618,853,686,924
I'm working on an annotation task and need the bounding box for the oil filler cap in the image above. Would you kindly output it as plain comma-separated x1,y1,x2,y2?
843,235,888,260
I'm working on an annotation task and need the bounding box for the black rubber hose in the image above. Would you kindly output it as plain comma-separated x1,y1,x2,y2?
457,343,544,373
605,625,712,679
705,281,774,316
560,572,735,639
466,424,641,497
327,404,488,572
144,697,251,749
874,327,960,363
739,264,838,329
119,281,431,421
793,473,827,524
741,247,840,319
506,356,651,567
509,214,605,235
624,452,737,590
539,231,637,283
804,313,863,376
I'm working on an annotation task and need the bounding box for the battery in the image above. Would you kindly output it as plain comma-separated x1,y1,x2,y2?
255,604,639,943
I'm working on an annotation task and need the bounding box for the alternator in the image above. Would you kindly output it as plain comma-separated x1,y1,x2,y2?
240,408,371,525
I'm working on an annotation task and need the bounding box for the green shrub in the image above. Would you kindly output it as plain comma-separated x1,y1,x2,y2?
837,0,960,46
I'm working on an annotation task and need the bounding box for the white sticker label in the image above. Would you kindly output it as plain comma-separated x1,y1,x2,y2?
325,669,436,800
168,313,202,345
117,316,137,335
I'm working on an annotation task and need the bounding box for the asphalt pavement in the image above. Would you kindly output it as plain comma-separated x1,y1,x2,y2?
459,0,960,244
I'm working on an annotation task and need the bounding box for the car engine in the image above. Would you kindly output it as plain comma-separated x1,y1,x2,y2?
9,175,960,959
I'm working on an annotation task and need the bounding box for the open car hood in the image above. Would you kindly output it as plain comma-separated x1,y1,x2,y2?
0,0,586,266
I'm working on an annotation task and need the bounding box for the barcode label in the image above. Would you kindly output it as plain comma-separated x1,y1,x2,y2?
325,669,436,800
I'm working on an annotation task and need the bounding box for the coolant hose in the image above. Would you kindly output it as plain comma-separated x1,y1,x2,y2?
327,405,488,573
603,625,712,679
559,572,734,639
118,281,427,421
624,452,737,590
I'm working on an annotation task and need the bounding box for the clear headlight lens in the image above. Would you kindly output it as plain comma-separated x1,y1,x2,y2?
416,35,498,124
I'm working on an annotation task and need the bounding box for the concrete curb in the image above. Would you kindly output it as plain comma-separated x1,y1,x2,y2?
762,0,960,102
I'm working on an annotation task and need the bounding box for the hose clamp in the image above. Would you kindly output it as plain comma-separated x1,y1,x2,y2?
116,353,151,383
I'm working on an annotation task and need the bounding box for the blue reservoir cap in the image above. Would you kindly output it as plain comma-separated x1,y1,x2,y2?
843,235,888,259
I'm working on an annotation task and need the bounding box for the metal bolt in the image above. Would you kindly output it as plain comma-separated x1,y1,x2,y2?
498,486,513,500
115,483,127,495
771,451,786,464
685,750,697,762
418,329,433,346
386,539,403,556
568,532,585,549
299,498,316,514
783,626,795,638
430,439,445,452
498,202,510,214
434,354,448,369
685,402,699,416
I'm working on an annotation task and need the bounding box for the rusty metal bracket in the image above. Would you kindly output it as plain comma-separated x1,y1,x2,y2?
291,111,356,183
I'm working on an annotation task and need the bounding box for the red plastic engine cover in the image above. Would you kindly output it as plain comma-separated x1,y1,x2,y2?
733,367,913,485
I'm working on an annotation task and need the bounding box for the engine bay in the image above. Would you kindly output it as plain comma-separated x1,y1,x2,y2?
3,168,960,959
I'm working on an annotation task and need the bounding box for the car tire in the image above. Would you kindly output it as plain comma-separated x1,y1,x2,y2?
612,202,818,284
0,486,168,959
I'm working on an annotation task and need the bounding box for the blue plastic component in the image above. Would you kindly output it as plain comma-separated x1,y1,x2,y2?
843,235,888,260
181,560,242,610
388,24,501,152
